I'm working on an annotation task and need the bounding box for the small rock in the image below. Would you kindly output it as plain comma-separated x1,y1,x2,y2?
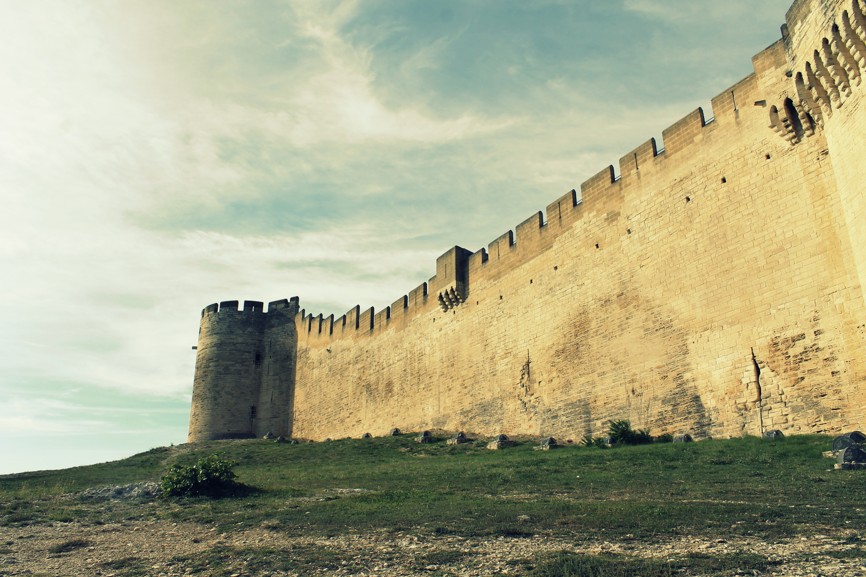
447,431,470,445
837,445,866,465
487,434,514,450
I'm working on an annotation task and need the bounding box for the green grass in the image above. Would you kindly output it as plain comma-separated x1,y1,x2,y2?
0,434,862,544
524,551,777,576
0,445,169,498
97,557,150,577
169,544,345,576
47,538,91,554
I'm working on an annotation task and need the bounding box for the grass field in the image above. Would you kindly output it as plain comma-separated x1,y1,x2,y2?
2,433,865,575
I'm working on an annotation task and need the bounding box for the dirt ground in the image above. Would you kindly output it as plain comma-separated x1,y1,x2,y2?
2,518,866,576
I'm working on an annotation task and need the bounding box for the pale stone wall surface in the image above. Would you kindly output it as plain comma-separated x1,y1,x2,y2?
190,0,866,443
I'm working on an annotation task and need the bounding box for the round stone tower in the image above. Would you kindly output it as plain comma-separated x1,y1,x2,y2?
256,298,300,438
188,298,299,442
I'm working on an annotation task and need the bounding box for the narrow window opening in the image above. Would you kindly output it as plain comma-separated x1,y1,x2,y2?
627,228,632,235
254,353,262,367
721,177,727,183
529,279,533,284
685,196,691,203
554,265,558,271
765,153,771,160
784,98,805,139
731,90,738,112
250,405,257,419
595,243,600,249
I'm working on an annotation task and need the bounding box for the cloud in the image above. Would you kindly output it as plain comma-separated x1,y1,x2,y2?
623,0,745,21
0,379,188,439
0,0,797,474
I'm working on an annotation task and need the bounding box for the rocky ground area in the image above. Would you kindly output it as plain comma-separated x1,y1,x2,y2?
3,518,866,576
3,480,866,576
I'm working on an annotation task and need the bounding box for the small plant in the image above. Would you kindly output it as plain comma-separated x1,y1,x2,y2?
592,436,610,448
160,454,240,498
607,420,653,446
581,433,611,448
654,433,674,443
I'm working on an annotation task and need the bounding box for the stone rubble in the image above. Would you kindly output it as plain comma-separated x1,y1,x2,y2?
78,482,161,501
2,520,865,576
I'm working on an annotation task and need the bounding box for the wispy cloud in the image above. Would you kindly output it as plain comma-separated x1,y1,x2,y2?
0,0,793,474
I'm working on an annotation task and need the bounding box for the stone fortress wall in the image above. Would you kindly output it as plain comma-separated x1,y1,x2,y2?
189,0,866,443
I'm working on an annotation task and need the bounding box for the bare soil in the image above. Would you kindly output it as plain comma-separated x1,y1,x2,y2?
2,519,865,576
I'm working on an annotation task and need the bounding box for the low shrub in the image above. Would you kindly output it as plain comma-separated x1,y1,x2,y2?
581,434,609,448
607,420,653,446
160,454,240,498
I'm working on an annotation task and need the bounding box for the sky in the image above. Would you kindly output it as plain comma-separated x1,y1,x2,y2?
1,0,794,475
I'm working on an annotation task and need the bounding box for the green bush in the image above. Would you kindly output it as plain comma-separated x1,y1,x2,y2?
607,420,653,446
581,433,612,448
160,454,239,498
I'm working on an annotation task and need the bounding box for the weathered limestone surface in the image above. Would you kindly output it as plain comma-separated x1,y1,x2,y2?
189,0,866,443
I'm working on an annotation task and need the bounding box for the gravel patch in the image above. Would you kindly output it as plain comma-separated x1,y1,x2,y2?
1,521,865,576
78,482,162,501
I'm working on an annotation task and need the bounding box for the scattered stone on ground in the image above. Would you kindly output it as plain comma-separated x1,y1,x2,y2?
539,437,558,451
836,445,866,469
487,434,514,451
447,432,470,445
78,482,161,501
2,520,865,576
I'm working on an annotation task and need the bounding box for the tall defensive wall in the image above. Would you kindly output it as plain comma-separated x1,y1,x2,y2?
189,0,866,443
